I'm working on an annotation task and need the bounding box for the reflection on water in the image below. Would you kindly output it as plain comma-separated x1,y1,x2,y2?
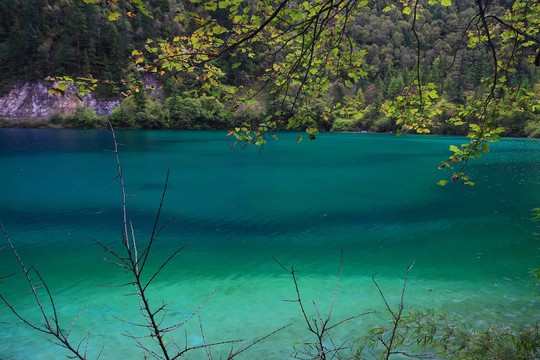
0,130,539,359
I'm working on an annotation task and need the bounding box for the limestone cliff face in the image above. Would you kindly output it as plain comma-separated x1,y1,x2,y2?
0,82,120,118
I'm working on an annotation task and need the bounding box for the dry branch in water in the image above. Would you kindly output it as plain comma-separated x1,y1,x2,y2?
275,249,374,359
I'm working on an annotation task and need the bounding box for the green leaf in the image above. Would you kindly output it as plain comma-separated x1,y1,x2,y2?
56,84,67,92
441,0,451,6
231,62,241,69
48,87,66,96
219,0,231,8
205,1,217,11
437,180,448,186
108,11,121,21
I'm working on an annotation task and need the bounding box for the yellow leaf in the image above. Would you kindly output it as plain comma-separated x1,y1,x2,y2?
108,10,121,21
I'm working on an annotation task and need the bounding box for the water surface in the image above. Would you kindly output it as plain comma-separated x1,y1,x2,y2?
0,129,539,359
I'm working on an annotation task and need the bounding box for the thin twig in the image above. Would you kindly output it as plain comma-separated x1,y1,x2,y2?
199,316,213,360
0,223,87,359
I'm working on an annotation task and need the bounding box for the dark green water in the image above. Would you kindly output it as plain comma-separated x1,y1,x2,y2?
0,129,539,359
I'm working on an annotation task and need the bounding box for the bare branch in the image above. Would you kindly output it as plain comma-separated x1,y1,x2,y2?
372,273,396,321
142,244,188,292
162,290,216,333
139,169,171,275
199,317,213,360
67,304,90,339
1,223,87,359
226,323,292,359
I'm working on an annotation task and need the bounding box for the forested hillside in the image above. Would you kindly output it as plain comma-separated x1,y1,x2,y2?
0,0,538,136
0,0,185,97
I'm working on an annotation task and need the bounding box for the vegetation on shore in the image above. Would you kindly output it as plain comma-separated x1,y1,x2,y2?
2,85,538,137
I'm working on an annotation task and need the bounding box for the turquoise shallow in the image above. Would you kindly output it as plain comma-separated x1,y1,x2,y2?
0,129,539,359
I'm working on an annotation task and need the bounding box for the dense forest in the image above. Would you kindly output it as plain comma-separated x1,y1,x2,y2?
0,0,538,136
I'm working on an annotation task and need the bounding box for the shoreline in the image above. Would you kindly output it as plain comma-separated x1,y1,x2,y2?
1,117,535,139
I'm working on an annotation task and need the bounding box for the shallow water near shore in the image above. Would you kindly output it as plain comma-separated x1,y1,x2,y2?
0,129,539,359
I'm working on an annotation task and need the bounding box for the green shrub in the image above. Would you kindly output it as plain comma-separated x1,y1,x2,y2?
49,107,106,129
109,96,169,129
524,121,540,138
166,94,229,130
355,308,540,360
49,110,64,126
330,117,357,132
370,116,392,133
70,107,106,129
109,96,141,129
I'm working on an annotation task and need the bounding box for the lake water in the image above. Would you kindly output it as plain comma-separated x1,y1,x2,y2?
0,129,539,359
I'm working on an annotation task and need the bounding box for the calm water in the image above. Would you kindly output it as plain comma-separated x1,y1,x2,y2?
0,129,539,359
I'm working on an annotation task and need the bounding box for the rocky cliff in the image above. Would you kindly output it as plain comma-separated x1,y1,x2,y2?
0,82,120,118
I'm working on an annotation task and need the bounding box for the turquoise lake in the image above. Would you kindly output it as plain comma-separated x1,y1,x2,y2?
0,129,539,359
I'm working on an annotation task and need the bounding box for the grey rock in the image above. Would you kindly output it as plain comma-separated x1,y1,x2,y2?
0,82,120,118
